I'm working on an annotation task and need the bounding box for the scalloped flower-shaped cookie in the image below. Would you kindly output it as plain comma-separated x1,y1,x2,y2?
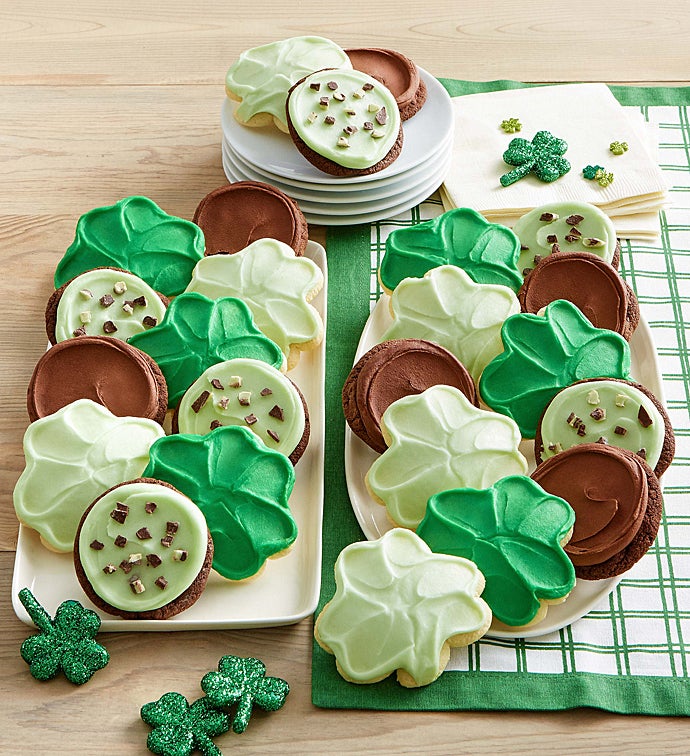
314,528,491,687
128,292,284,407
379,208,523,293
54,196,205,297
418,476,576,628
185,238,323,369
13,398,165,552
143,426,296,581
381,265,520,384
366,385,528,530
479,299,632,439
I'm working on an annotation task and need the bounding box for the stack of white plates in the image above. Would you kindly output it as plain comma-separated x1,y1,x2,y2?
221,68,454,225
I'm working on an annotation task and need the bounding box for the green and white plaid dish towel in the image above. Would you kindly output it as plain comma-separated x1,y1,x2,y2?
313,83,690,715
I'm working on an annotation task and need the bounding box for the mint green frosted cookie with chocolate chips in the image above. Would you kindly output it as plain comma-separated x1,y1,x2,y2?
286,69,403,177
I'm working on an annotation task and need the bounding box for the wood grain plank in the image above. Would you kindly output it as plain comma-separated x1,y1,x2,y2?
1,0,690,86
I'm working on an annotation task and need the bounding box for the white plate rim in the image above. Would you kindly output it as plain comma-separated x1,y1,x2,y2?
344,294,663,639
221,67,454,186
11,240,328,631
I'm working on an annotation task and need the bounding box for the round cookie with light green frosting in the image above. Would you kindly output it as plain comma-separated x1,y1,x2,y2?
74,478,213,620
513,201,620,276
286,68,403,177
47,268,168,344
379,208,523,294
173,358,309,465
418,476,575,629
142,426,297,581
535,378,675,477
314,528,491,687
381,265,520,385
185,237,324,369
54,196,205,297
13,399,165,553
226,36,352,132
366,385,528,530
128,292,285,408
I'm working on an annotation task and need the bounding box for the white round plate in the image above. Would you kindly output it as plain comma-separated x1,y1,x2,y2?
222,135,452,200
345,294,664,639
221,67,453,185
222,149,449,225
222,141,450,214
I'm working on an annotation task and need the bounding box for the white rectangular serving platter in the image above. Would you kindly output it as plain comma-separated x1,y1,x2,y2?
12,240,327,631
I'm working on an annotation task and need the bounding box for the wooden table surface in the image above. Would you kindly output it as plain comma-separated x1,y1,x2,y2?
2,2,689,753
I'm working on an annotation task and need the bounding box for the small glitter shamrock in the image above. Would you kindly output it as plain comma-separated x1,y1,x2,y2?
201,655,290,734
18,588,109,685
141,692,231,756
582,164,605,180
500,117,522,133
595,168,615,187
500,130,570,186
610,141,629,155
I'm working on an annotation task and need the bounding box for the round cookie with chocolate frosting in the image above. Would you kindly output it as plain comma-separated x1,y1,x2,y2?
518,251,639,340
46,267,169,345
345,48,427,121
531,443,663,580
193,182,308,257
343,339,478,454
74,478,213,620
27,336,167,425
535,377,675,477
286,69,403,177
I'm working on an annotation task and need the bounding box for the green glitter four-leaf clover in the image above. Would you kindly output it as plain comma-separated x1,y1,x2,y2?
500,118,522,133
18,588,109,685
379,207,523,293
500,130,570,186
201,655,289,734
54,196,205,296
143,426,296,580
128,292,284,407
141,692,231,756
479,299,631,438
418,477,576,627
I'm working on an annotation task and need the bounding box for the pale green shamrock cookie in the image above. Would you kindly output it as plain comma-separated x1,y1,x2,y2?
315,528,492,687
366,385,528,530
185,238,323,369
381,265,520,384
226,36,352,132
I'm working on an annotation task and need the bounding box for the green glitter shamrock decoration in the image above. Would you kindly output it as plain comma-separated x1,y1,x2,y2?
500,130,570,186
582,164,604,179
610,140,629,155
18,588,109,685
201,655,290,734
141,692,231,756
595,168,615,187
500,117,522,133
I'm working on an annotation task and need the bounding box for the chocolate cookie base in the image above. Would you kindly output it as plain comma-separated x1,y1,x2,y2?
73,478,214,620
534,377,675,478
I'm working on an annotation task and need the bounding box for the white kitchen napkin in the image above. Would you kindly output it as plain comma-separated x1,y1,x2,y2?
442,83,669,239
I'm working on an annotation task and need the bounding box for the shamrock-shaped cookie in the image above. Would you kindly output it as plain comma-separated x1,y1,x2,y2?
143,426,297,580
315,529,492,687
381,265,520,384
366,385,528,529
379,208,523,293
54,196,205,297
141,692,230,756
500,130,570,186
185,237,324,369
201,655,289,733
417,477,576,628
128,293,284,407
19,588,109,685
479,299,632,438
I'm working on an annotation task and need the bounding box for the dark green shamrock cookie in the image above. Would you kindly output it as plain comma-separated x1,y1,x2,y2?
18,588,109,685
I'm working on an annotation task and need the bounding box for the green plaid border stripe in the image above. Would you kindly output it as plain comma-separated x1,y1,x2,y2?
314,85,690,714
